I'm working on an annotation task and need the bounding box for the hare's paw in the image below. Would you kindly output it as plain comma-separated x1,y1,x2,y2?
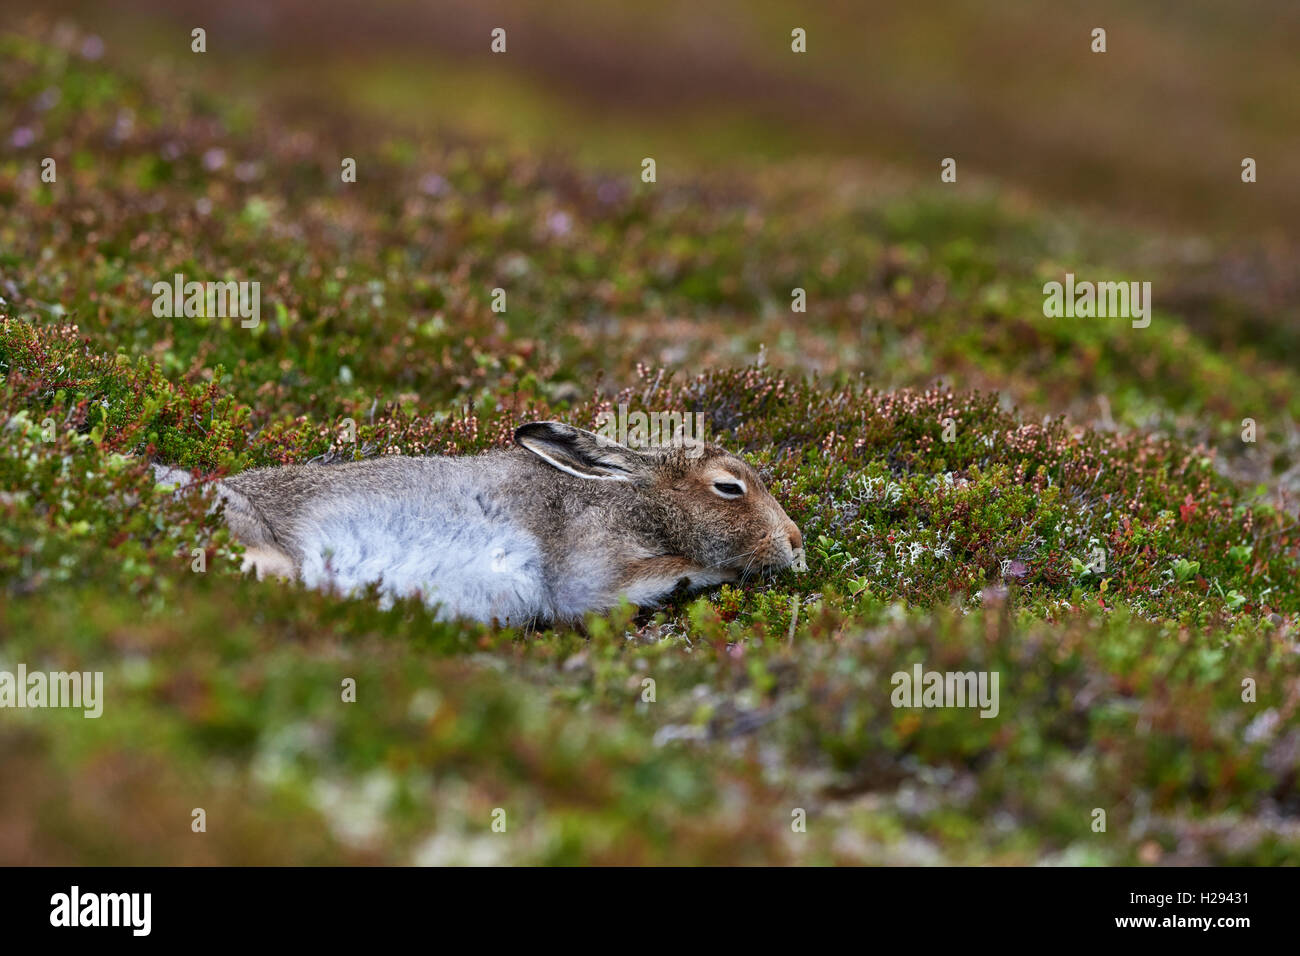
620,556,735,607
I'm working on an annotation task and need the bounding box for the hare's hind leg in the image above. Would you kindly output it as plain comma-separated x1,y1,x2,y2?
218,484,296,580
240,544,296,580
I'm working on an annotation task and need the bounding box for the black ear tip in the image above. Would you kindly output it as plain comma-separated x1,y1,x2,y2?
513,421,567,446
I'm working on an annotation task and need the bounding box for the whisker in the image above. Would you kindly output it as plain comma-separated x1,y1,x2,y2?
704,545,761,573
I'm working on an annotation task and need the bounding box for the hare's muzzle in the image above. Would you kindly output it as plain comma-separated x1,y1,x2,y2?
754,515,803,573
785,520,803,553
785,521,807,573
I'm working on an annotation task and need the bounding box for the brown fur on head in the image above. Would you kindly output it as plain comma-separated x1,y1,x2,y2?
514,422,803,582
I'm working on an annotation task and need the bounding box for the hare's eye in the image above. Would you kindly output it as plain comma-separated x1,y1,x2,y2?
712,480,746,499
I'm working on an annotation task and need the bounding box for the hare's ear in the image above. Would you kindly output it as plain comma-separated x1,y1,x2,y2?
514,422,649,482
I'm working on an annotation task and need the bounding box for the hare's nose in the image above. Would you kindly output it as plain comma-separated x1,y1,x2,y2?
785,521,803,551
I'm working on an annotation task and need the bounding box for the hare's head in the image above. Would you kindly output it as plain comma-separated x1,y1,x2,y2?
514,421,803,578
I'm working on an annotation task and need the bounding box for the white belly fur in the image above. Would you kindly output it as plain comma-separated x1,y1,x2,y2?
294,495,547,624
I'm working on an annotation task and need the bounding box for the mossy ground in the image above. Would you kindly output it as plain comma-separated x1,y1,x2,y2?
1,18,1297,864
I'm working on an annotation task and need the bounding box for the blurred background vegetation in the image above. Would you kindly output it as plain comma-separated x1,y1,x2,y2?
9,0,1298,425
20,0,1300,234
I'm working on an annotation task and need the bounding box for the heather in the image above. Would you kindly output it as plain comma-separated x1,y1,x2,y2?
0,14,1297,864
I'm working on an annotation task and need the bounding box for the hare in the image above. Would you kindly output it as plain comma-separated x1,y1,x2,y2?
156,422,803,625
